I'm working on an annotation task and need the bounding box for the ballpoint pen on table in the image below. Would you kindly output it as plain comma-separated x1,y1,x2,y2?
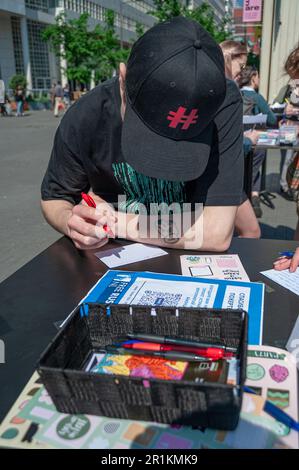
278,251,295,258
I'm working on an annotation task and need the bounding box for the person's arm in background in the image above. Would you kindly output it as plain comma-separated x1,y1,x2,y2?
243,130,260,155
256,93,277,126
273,84,289,104
273,247,299,273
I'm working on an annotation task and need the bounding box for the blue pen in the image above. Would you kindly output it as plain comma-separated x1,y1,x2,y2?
278,251,295,258
244,386,299,432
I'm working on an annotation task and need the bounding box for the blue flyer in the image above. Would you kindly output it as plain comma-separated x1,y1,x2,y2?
81,270,264,345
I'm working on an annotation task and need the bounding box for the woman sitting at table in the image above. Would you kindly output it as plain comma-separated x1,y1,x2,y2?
220,40,261,238
274,44,299,201
239,66,277,218
274,247,299,272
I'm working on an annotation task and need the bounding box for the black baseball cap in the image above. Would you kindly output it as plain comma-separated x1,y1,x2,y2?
121,16,227,181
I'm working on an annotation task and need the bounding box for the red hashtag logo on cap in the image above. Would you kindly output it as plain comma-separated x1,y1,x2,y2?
167,106,199,130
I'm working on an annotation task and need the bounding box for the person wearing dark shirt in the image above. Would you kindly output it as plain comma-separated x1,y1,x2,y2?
41,17,244,252
220,40,261,238
239,66,277,218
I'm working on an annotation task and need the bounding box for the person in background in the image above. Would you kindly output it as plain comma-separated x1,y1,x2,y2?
220,40,261,238
273,247,299,272
239,66,277,218
274,44,299,200
50,82,56,110
53,81,64,117
15,86,25,117
0,79,6,116
63,83,71,109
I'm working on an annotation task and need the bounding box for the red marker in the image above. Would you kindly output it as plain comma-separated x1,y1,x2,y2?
122,342,225,360
81,192,112,236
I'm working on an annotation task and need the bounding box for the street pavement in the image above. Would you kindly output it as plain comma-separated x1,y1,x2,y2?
0,110,297,282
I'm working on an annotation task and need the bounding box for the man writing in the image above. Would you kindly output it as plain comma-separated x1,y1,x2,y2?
41,17,244,252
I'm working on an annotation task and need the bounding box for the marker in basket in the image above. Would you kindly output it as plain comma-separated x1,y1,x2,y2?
105,346,212,362
126,334,237,353
122,342,225,360
81,192,113,237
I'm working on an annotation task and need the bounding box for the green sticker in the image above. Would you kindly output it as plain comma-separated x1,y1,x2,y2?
246,363,265,381
56,415,91,440
1,428,19,439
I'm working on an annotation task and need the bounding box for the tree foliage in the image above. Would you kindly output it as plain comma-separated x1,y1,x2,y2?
42,2,232,88
42,11,129,86
9,74,27,91
149,0,231,43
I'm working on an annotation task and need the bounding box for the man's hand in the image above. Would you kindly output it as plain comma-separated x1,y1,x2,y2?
244,130,261,145
66,194,117,250
273,247,299,273
285,103,299,115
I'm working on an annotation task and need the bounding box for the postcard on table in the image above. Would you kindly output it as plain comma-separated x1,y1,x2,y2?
180,254,250,282
95,243,168,268
260,268,299,296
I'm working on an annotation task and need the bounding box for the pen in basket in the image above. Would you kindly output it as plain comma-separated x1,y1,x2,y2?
105,345,213,362
126,333,238,353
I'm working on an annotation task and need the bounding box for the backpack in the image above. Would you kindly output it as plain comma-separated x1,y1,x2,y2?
240,90,257,116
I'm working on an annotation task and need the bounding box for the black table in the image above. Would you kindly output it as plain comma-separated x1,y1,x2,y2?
1,237,299,422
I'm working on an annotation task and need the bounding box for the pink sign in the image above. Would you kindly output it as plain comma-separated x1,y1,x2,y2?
243,0,262,22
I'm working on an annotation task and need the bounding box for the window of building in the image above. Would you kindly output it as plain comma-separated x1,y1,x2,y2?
27,20,51,89
25,0,50,12
11,16,25,76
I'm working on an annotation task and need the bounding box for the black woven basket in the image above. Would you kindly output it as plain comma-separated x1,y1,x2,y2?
38,303,248,430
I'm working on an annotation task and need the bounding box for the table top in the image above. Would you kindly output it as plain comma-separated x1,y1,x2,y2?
1,236,299,422
253,143,299,151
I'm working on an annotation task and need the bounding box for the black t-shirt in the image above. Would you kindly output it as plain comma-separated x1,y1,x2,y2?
41,77,245,212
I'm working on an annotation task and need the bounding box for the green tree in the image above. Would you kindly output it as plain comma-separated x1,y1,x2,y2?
149,0,231,43
135,22,145,39
187,3,231,43
9,74,27,92
42,11,129,87
149,0,184,21
92,10,129,83
42,12,94,85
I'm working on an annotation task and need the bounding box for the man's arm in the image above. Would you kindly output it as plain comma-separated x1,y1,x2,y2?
41,193,236,252
115,205,237,252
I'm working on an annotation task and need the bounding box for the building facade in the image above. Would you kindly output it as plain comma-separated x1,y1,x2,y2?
231,0,262,54
0,0,156,90
0,0,233,91
259,0,299,103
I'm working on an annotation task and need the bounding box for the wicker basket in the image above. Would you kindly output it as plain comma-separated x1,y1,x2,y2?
38,303,248,430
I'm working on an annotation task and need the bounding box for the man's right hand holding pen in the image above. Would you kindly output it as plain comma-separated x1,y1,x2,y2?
66,192,117,250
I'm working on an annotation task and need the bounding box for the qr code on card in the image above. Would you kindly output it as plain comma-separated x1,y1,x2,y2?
139,290,182,306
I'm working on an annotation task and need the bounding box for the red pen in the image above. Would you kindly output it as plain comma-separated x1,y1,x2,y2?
122,342,225,360
81,192,112,236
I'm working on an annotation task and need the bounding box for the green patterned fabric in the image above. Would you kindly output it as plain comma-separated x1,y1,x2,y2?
112,162,186,213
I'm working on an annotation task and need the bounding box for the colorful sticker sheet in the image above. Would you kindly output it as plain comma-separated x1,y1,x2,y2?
0,346,298,449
